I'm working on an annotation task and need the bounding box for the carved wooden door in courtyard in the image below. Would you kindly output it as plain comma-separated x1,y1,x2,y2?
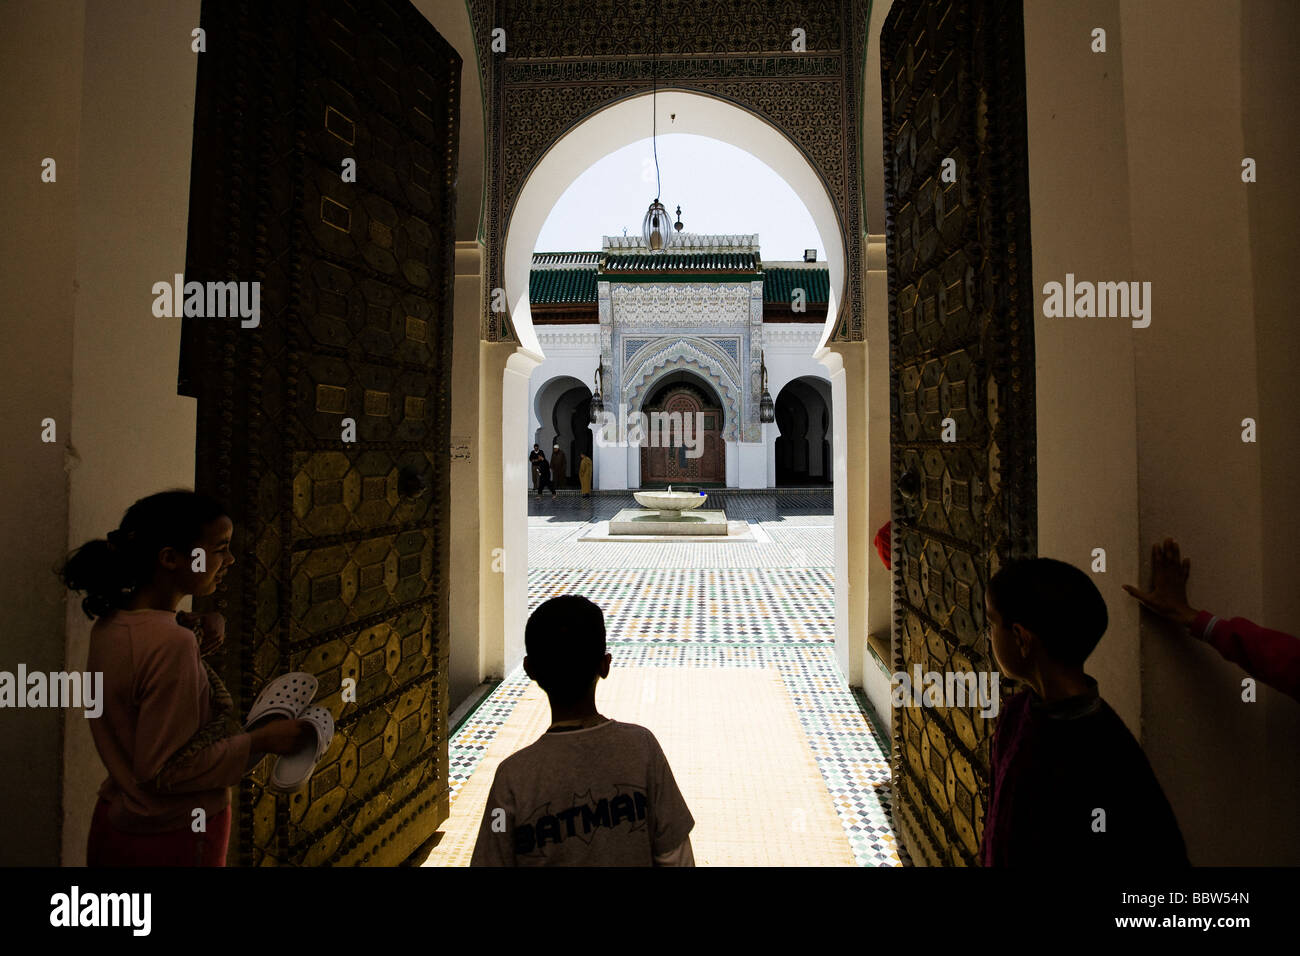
640,386,725,486
179,0,459,865
882,0,1037,866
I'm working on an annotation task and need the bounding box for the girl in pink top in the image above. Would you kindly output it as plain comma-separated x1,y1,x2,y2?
60,490,309,866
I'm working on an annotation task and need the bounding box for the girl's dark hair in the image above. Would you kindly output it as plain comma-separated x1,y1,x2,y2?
58,490,229,619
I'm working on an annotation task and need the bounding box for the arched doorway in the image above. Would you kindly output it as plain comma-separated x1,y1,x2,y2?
496,88,853,681
639,373,725,487
775,377,832,487
532,375,592,486
502,90,845,355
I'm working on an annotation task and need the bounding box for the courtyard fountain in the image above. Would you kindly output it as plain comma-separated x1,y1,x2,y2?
609,485,730,536
631,485,708,518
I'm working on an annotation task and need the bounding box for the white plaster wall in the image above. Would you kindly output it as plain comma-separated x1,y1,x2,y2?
0,0,84,866
860,0,896,724
818,348,854,682
1025,0,1144,757
1025,0,1300,864
1243,0,1300,860
58,0,203,865
500,348,543,675
1119,0,1283,865
449,242,484,708
737,443,767,489
600,438,629,490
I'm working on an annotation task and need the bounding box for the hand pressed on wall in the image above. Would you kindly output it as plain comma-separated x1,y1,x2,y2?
1122,538,1199,629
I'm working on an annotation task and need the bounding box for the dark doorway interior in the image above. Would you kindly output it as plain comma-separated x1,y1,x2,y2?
551,385,592,484
775,377,832,486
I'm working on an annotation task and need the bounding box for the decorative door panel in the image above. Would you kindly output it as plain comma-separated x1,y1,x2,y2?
882,0,1037,866
640,388,725,486
179,0,459,866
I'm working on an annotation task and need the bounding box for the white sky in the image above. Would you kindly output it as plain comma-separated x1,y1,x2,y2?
534,134,825,262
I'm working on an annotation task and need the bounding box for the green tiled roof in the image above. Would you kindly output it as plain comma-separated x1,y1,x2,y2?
603,252,758,272
530,266,597,304
528,259,829,306
763,267,829,304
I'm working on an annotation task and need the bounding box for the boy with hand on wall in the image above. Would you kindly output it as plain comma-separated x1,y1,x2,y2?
471,595,696,866
981,558,1187,866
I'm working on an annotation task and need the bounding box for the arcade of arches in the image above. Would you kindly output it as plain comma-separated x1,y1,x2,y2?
5,0,1299,869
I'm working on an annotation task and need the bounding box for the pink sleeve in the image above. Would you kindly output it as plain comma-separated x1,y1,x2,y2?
1192,611,1300,702
134,632,252,793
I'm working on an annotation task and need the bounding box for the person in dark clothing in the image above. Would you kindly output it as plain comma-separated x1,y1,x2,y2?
529,444,545,495
981,557,1188,867
550,444,567,491
533,452,556,499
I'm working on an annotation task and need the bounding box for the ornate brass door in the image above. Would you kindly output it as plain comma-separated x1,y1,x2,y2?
881,0,1037,866
179,0,459,866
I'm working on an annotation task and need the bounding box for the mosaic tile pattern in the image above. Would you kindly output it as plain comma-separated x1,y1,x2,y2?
527,568,834,643
445,491,900,866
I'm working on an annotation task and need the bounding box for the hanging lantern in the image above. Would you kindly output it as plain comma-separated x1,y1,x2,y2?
759,351,775,424
639,11,675,255
588,363,605,423
642,200,669,252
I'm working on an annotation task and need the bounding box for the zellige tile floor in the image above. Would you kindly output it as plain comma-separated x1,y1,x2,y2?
433,491,900,867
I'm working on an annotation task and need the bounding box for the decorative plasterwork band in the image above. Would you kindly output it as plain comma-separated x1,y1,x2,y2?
624,337,743,442
761,323,827,347
602,233,760,253
536,325,601,349
611,282,751,327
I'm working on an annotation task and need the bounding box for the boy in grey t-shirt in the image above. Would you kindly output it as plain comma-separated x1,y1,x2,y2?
471,596,695,866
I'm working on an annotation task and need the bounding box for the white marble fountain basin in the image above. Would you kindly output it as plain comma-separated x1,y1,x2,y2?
632,489,708,518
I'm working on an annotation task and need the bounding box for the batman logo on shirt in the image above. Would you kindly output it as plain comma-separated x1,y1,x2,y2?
515,784,649,855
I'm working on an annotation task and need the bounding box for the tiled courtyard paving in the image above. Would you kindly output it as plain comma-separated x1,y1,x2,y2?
432,492,900,866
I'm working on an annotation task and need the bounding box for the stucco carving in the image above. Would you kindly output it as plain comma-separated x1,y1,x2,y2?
624,338,743,442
